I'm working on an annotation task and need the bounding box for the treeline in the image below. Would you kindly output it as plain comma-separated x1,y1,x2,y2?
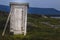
0,11,9,30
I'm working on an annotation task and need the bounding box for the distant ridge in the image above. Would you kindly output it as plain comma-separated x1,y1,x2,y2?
0,5,10,12
28,7,60,15
0,5,60,15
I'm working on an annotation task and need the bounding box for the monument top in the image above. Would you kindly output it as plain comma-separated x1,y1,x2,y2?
10,2,28,5
10,0,28,3
10,2,29,7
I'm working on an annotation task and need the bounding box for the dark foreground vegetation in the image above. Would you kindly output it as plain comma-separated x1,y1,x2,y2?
0,11,60,40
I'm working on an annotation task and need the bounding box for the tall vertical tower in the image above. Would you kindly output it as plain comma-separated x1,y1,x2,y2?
10,2,28,35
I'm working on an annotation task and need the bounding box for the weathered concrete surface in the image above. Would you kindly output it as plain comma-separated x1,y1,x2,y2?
10,2,28,35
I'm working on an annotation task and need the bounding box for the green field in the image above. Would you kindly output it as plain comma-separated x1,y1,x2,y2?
0,12,60,40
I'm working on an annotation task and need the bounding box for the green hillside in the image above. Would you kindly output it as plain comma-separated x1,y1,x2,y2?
0,12,60,40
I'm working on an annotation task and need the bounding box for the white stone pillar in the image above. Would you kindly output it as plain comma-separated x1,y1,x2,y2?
10,2,28,35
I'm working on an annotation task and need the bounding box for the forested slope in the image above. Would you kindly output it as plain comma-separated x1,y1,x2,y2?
0,12,60,40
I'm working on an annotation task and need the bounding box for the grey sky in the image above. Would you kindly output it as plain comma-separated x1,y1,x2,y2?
0,0,60,10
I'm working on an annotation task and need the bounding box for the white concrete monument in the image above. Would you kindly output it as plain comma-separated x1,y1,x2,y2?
10,2,28,35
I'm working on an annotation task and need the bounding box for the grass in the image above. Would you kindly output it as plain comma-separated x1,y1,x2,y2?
0,14,60,40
